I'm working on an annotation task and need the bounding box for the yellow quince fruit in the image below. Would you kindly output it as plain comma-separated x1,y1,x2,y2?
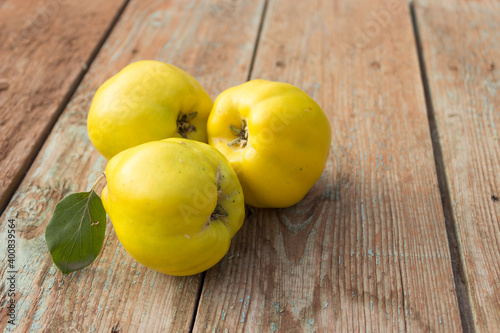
88,60,213,159
101,138,245,276
207,79,331,208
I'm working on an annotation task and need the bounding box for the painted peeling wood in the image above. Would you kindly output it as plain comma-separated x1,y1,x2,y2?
0,0,266,331
193,0,463,331
0,0,129,212
415,0,500,331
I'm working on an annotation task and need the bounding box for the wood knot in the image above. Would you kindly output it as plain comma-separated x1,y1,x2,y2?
111,322,120,332
275,60,285,68
0,78,9,91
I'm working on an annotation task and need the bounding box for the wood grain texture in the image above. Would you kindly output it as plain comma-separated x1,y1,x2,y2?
415,0,500,331
193,0,463,331
0,0,266,331
0,0,130,213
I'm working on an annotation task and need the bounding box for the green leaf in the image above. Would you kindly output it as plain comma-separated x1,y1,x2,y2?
45,191,106,274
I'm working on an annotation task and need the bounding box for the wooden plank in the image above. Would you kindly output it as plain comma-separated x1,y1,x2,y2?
0,0,266,331
193,0,463,331
0,0,129,213
415,0,500,331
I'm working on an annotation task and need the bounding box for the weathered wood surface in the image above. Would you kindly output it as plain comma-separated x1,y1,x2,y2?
415,0,500,331
0,0,130,213
0,0,266,331
193,0,463,331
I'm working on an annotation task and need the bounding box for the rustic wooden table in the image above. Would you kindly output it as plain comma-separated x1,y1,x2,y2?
1,0,499,332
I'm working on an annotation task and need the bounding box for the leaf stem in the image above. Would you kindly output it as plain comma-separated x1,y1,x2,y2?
86,172,106,226
89,172,106,194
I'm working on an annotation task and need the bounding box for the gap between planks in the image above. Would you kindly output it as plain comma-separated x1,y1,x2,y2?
189,271,207,333
245,0,270,82
410,4,474,333
0,0,131,215
187,1,270,331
